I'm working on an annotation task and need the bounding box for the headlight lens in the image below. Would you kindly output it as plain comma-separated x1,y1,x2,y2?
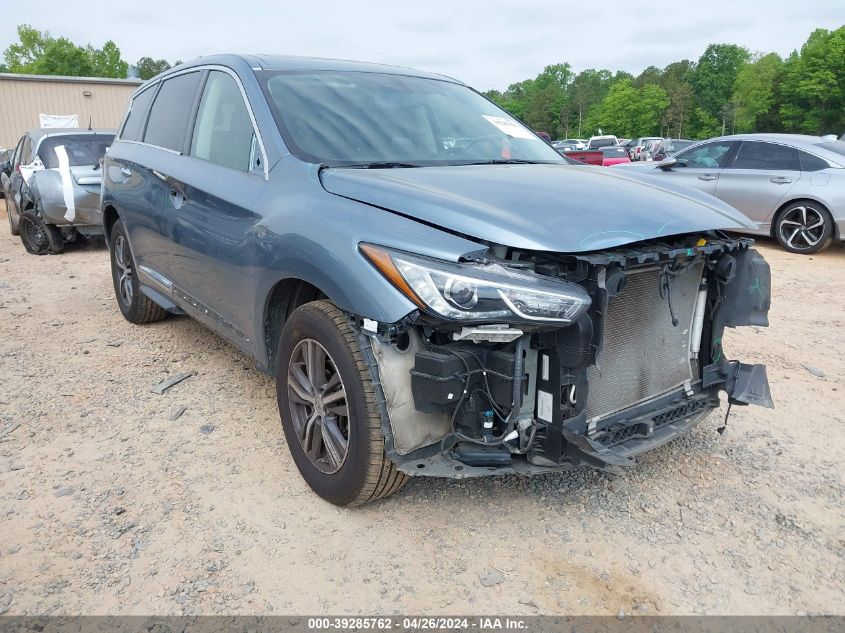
361,244,591,323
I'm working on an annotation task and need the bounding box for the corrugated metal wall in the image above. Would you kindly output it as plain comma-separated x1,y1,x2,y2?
0,75,143,149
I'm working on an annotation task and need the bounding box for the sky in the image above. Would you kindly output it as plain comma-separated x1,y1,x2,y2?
2,0,843,90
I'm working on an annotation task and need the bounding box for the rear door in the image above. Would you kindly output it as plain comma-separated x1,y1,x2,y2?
164,69,267,348
109,72,204,286
662,140,735,195
715,141,801,228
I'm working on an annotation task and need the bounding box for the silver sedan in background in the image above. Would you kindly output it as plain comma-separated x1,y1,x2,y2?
614,134,845,254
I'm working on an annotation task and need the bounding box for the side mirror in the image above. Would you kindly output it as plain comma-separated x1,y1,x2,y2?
657,156,678,170
0,160,10,173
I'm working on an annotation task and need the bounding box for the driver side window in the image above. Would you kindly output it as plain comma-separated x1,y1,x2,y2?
678,142,733,168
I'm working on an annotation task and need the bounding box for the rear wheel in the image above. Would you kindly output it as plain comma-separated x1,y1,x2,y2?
275,300,407,506
19,210,64,255
109,219,167,324
5,198,19,236
775,200,833,254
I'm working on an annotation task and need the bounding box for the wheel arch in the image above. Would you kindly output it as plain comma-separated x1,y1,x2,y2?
102,204,120,245
261,277,328,373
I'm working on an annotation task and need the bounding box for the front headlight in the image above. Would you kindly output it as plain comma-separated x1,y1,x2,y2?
360,244,591,323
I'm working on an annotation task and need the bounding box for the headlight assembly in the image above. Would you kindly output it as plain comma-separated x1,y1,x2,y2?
360,244,591,323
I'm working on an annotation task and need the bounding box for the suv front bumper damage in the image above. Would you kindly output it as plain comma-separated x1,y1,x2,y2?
360,237,773,479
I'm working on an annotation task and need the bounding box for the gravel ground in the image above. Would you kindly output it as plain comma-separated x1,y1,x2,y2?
0,215,843,616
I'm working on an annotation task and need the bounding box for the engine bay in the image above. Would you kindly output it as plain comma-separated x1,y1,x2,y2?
359,232,773,477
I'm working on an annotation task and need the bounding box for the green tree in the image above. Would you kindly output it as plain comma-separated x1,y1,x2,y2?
588,79,669,137
2,24,130,78
569,69,613,137
135,56,172,80
779,26,845,134
30,37,93,76
89,41,128,78
691,43,750,125
732,53,783,133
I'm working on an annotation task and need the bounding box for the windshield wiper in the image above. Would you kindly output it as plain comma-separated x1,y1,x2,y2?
333,161,423,169
457,159,557,166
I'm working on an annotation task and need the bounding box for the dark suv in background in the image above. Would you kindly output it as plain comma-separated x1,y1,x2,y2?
102,54,772,506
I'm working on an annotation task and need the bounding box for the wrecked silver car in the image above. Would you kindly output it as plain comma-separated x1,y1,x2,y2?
3,128,115,254
101,55,772,506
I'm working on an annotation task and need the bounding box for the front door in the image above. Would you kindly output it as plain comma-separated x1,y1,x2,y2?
662,140,736,196
164,69,268,350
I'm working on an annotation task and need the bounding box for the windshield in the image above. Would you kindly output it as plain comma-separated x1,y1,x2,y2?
589,138,616,148
259,71,564,166
38,134,114,169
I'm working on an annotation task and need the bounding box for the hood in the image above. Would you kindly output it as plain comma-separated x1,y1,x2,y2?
321,163,756,252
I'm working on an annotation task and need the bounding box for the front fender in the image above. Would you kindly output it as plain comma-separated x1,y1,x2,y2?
249,158,486,365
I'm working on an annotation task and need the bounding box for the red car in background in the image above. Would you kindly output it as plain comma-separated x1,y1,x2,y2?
600,146,631,166
562,146,631,166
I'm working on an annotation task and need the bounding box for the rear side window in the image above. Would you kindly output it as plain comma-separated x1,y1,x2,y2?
120,87,156,141
798,151,830,172
144,72,203,152
729,141,799,171
190,71,255,172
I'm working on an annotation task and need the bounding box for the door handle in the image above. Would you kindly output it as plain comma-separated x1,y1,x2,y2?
169,186,187,209
698,174,717,181
770,176,792,184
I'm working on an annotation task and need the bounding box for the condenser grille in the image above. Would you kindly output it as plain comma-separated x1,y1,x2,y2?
585,262,703,424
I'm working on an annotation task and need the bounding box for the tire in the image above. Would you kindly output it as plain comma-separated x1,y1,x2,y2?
19,210,64,255
108,218,168,324
774,200,833,254
5,198,19,236
275,300,407,506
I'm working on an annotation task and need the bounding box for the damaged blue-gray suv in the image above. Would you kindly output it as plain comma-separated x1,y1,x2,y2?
101,55,773,505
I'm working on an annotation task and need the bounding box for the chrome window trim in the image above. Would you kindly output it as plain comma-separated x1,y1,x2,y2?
117,64,270,179
117,139,182,155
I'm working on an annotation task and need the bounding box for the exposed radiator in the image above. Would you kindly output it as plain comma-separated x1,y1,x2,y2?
585,261,704,426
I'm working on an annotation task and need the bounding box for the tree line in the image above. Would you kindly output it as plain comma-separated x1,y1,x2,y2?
2,23,843,139
0,25,179,81
482,26,844,140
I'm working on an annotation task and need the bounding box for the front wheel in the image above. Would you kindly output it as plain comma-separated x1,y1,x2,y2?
775,201,833,254
275,300,407,506
19,210,63,255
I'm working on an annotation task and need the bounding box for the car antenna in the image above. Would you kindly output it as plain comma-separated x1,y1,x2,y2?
88,116,93,131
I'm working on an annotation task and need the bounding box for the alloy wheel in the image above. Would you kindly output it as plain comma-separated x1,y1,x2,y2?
778,205,826,252
287,338,350,474
113,235,134,307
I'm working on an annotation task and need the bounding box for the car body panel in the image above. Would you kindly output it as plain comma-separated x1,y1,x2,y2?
27,168,103,225
320,162,757,252
715,167,802,228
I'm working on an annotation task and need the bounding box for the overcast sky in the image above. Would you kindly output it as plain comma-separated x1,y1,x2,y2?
2,1,843,90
